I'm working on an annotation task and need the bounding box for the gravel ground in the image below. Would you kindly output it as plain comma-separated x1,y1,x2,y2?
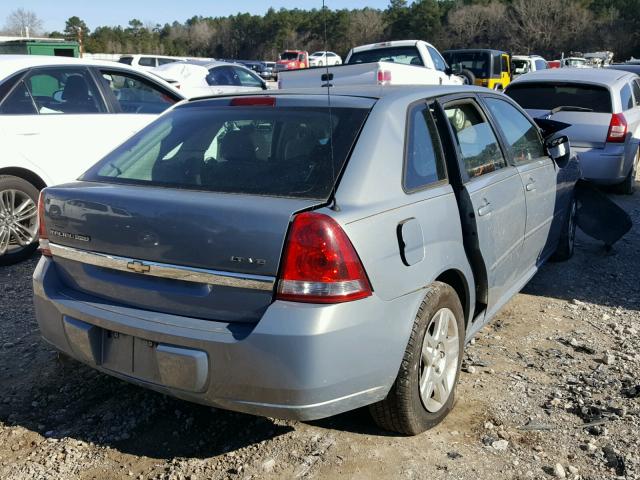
0,190,638,480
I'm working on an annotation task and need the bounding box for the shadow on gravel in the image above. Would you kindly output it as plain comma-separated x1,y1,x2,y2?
306,407,401,437
0,353,292,460
523,191,639,312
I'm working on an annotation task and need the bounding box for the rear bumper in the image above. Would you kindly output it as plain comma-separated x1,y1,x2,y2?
573,144,634,185
33,257,421,420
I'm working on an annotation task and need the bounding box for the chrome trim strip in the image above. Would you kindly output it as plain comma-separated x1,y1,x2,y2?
49,243,276,291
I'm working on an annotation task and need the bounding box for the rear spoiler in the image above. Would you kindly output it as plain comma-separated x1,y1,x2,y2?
533,117,572,138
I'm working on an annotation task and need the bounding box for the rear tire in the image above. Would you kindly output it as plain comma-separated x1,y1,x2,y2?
618,150,637,195
0,175,40,266
551,197,577,262
369,282,464,435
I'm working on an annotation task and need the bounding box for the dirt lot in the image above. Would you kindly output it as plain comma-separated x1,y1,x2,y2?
1,191,639,480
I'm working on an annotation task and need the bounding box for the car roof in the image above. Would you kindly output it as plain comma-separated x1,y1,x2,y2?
186,84,491,103
178,59,240,69
350,40,434,54
509,67,634,87
444,48,507,55
0,54,168,81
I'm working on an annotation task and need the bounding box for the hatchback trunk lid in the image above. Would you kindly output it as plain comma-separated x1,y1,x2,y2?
525,109,612,148
44,183,322,322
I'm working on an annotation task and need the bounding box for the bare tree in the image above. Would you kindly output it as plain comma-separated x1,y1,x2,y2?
446,2,506,49
4,8,43,37
346,9,385,48
507,0,593,55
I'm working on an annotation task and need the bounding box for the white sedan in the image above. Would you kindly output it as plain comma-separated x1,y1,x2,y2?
0,55,184,265
151,60,268,98
308,51,342,67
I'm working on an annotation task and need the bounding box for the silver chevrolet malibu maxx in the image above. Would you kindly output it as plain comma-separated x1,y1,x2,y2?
33,86,580,435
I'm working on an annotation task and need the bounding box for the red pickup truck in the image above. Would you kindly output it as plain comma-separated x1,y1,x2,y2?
276,50,309,73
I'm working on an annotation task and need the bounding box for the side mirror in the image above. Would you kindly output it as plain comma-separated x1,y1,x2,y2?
445,66,453,76
546,135,571,167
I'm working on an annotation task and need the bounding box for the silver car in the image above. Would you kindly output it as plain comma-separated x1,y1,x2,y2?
506,68,640,194
33,86,579,435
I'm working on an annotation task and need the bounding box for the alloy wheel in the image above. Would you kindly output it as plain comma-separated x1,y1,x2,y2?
419,307,460,412
0,189,39,256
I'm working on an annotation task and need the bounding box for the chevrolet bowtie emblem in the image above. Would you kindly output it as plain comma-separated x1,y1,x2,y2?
127,260,151,273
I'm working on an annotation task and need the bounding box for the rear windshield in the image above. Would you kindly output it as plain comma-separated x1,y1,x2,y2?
505,83,612,113
443,51,491,78
118,56,133,65
347,46,423,66
83,105,369,199
280,52,299,61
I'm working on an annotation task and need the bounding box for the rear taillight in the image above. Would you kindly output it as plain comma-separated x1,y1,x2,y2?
37,191,51,257
276,212,372,304
607,113,627,143
376,69,392,85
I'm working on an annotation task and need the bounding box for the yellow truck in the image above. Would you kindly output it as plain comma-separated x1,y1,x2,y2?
443,49,512,90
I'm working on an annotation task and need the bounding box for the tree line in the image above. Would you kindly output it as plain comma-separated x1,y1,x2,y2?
3,0,640,61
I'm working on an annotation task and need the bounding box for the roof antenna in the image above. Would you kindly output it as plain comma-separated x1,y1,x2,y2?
322,0,338,211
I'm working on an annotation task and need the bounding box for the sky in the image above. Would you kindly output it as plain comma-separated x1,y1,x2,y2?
1,1,391,33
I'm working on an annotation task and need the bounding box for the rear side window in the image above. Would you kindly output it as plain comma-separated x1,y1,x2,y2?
0,81,37,114
101,70,177,114
633,80,640,106
404,104,446,191
348,46,423,66
207,66,236,86
427,46,447,72
484,97,545,165
3,67,106,115
621,84,634,110
444,102,506,179
506,83,612,113
138,57,156,67
534,59,547,70
83,105,369,200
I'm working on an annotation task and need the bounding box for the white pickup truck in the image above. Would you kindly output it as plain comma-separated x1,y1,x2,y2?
278,40,463,89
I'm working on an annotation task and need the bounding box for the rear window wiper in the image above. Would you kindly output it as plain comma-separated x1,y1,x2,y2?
550,106,594,114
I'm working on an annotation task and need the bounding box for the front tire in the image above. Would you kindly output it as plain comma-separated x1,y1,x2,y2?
0,175,40,266
370,282,464,435
551,197,577,261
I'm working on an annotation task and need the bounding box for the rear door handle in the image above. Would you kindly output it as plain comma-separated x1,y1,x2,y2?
477,199,492,216
526,178,536,191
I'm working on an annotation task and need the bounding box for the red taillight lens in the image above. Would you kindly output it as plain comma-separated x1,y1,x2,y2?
376,69,391,85
607,113,627,143
277,212,372,304
230,96,276,107
37,191,51,257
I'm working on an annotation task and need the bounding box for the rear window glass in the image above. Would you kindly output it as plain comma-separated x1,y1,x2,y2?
443,51,490,78
118,57,133,65
280,52,299,61
83,105,369,199
505,83,612,113
348,46,423,66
